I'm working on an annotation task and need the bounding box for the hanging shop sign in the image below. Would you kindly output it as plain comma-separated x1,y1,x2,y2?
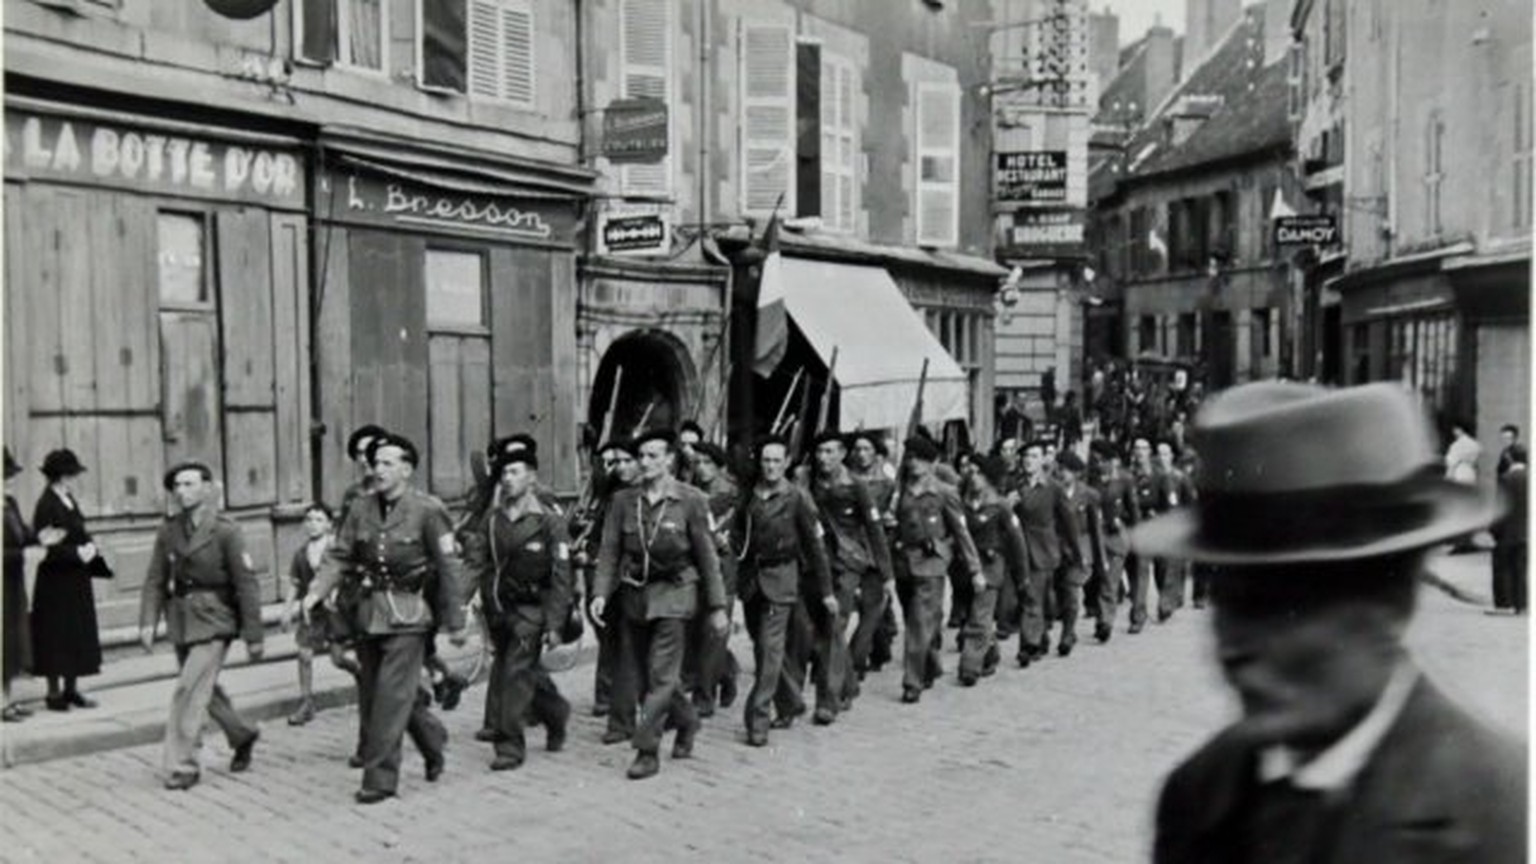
994,150,1068,203
1274,214,1339,246
601,98,669,164
1001,208,1085,259
4,111,306,207
323,168,578,247
597,210,670,256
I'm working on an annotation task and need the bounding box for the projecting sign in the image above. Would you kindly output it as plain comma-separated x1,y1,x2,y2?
602,98,669,164
1274,214,1339,246
597,211,670,256
1003,208,1085,259
995,150,1068,203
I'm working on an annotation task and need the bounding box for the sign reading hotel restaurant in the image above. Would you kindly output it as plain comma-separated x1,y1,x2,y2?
324,169,578,247
1004,208,1085,258
1273,214,1339,246
994,150,1068,203
597,210,670,255
601,98,669,164
4,111,306,207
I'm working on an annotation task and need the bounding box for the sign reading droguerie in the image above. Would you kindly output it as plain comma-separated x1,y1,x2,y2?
995,150,1068,202
601,98,669,164
1002,208,1085,259
4,111,306,207
324,169,578,247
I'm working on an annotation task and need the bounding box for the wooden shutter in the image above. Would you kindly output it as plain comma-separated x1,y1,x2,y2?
915,81,959,247
466,0,535,106
499,1,534,106
216,210,278,508
419,0,468,92
620,0,671,196
739,18,796,215
796,40,821,218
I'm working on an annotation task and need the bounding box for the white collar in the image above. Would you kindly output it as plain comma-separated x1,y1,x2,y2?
1257,662,1419,791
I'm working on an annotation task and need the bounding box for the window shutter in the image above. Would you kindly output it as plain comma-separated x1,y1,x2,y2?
468,1,501,98
620,0,672,196
739,19,796,215
796,40,822,218
462,0,536,106
419,0,467,92
298,0,339,64
500,3,534,106
915,82,959,247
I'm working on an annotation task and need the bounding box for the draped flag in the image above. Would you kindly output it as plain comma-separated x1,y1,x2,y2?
1147,227,1169,261
752,210,788,377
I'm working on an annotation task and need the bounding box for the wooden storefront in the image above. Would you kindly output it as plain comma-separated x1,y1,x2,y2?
313,154,585,505
2,101,311,628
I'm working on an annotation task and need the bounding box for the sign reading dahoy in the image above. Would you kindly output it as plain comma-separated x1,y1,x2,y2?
4,112,305,204
1274,214,1339,246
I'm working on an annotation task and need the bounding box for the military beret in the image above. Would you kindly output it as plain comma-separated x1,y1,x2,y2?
678,421,706,440
847,430,888,457
693,441,728,468
974,454,1010,491
598,438,638,458
634,428,677,451
1056,450,1086,474
369,433,419,467
904,436,940,463
489,433,538,461
163,460,213,491
1089,439,1119,461
811,429,847,450
494,448,538,475
755,434,790,457
346,424,388,460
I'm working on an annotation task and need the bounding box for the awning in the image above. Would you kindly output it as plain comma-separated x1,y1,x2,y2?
779,257,969,431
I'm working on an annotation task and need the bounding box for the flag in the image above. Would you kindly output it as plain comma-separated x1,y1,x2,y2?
1269,188,1297,219
1147,227,1168,260
752,210,789,377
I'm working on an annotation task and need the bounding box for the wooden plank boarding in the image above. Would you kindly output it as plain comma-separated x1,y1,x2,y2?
428,336,465,495
269,211,311,504
216,209,276,409
224,409,278,507
159,310,224,476
316,225,353,505
27,185,65,415
57,189,98,411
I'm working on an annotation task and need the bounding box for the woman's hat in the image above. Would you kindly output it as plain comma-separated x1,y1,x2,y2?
40,449,87,480
4,448,21,480
1130,382,1501,565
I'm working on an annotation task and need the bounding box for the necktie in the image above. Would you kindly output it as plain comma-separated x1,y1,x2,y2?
1244,780,1341,864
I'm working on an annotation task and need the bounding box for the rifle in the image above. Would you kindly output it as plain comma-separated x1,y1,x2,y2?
632,399,658,437
772,366,806,436
813,347,839,435
708,361,732,444
600,367,625,444
905,358,930,441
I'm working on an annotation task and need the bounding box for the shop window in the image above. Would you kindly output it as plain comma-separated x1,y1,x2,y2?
158,213,210,307
819,51,860,234
295,0,387,73
425,249,486,330
914,80,960,247
619,0,672,197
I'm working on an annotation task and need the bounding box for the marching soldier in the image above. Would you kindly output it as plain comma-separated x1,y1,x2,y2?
958,455,1027,685
1089,440,1140,641
847,431,899,675
1012,440,1080,665
338,424,388,523
139,462,263,791
304,434,469,804
461,444,572,771
590,430,727,780
735,435,835,745
683,441,740,717
892,437,981,703
1053,451,1105,656
807,431,892,719
579,438,642,743
1149,440,1195,622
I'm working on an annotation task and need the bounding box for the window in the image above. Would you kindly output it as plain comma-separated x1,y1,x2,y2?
295,0,387,72
158,213,209,306
1176,313,1197,357
620,0,672,197
1424,110,1444,236
1211,190,1236,262
425,250,486,330
468,0,535,107
1259,181,1278,259
1287,39,1304,121
1388,313,1456,412
1139,315,1157,353
1515,81,1531,229
820,51,859,233
1254,308,1273,357
1129,206,1150,276
740,18,796,215
914,81,960,247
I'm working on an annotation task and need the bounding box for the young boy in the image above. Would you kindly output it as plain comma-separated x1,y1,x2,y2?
282,503,361,725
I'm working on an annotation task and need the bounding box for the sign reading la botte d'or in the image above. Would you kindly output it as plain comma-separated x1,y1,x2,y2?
4,111,306,206
325,169,578,247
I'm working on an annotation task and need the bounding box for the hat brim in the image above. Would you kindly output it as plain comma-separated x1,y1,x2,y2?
1129,482,1501,565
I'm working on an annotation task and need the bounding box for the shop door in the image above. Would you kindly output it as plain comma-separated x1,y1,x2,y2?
424,248,492,498
1205,311,1235,389
157,212,226,475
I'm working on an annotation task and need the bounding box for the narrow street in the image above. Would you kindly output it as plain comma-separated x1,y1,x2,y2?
0,552,1521,864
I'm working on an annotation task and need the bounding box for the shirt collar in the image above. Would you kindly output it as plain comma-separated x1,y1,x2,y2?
501,490,547,521
1256,662,1420,791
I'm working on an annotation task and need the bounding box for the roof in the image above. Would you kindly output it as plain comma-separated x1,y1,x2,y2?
716,226,1007,280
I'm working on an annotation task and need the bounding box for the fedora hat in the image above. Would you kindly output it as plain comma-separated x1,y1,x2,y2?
1130,382,1500,565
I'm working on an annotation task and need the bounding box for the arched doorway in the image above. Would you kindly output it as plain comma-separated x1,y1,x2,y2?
588,329,697,442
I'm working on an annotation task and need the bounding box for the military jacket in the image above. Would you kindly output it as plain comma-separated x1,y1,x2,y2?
1148,467,1195,515
964,492,1028,588
1096,473,1141,556
463,496,573,632
893,475,981,580
812,467,894,581
1014,478,1082,573
1062,482,1107,577
311,488,468,636
849,465,897,527
697,473,740,597
140,511,264,647
735,479,833,604
594,477,727,620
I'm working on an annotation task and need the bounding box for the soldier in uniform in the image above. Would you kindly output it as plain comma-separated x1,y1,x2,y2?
847,431,898,675
590,430,727,780
675,421,706,487
807,431,892,719
735,435,835,745
958,455,1027,686
1012,440,1080,665
582,439,642,743
1090,440,1140,641
138,462,263,790
303,435,469,804
1054,451,1105,656
461,445,572,771
892,437,981,703
338,424,388,522
683,442,740,717
1150,440,1195,622
1126,436,1159,634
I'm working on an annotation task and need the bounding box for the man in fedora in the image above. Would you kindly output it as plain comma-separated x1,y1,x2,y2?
1135,382,1526,864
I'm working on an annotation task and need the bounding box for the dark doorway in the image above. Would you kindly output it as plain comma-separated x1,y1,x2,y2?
1205,310,1235,389
1321,305,1343,384
588,330,696,442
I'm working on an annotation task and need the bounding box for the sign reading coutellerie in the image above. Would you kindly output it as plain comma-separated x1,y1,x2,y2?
324,169,578,246
995,150,1068,203
601,98,669,164
4,111,305,206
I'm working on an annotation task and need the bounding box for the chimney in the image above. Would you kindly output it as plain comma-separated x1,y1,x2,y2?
1143,25,1177,117
1262,0,1292,68
1089,9,1121,95
1185,0,1242,67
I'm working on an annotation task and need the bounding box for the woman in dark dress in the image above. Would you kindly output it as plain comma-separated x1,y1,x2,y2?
30,449,104,711
3,448,51,722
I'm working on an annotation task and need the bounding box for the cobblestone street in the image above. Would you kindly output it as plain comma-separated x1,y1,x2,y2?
0,552,1523,864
